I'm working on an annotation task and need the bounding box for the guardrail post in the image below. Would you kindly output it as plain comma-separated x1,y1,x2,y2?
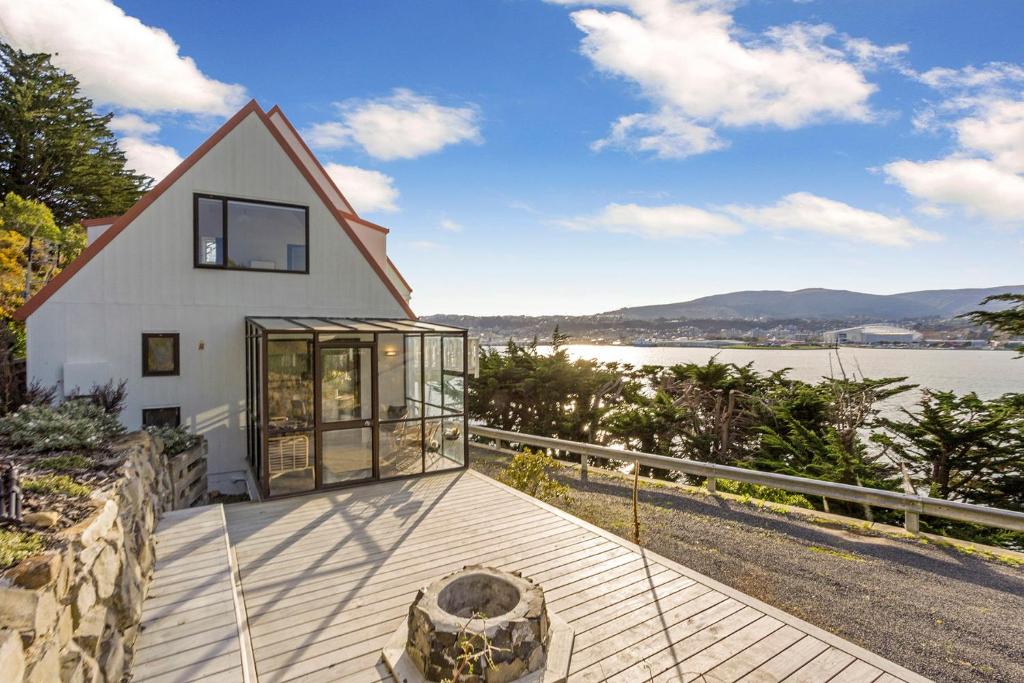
580,453,589,484
905,510,920,534
706,477,717,494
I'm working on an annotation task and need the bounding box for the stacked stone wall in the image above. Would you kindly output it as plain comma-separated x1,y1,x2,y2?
0,432,192,682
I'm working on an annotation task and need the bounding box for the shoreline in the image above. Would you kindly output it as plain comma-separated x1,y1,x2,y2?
489,341,1017,353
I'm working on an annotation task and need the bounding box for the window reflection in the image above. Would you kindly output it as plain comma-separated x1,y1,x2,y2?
321,347,371,423
267,338,313,432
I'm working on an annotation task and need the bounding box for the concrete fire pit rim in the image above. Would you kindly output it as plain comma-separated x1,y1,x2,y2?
416,566,539,634
382,610,574,683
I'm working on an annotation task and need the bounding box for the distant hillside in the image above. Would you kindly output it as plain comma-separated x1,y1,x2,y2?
603,286,1024,321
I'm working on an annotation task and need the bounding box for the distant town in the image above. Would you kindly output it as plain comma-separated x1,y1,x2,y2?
425,315,1024,351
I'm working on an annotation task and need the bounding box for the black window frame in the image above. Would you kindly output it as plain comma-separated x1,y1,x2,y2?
142,333,180,377
142,406,181,428
193,193,310,274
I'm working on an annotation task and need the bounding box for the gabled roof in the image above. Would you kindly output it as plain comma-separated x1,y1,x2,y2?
15,100,415,321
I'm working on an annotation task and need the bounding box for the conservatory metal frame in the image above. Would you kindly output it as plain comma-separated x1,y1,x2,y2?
245,316,469,499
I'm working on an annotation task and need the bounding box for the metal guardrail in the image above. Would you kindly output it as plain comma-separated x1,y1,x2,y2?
470,425,1024,535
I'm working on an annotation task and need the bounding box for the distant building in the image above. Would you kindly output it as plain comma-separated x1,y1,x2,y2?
823,324,923,345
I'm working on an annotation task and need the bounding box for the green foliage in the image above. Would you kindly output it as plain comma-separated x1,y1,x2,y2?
0,528,43,568
0,192,60,301
472,339,1024,547
146,425,202,456
0,400,125,452
873,390,1024,508
715,478,814,509
22,473,91,497
962,293,1024,352
35,454,93,471
0,43,147,226
0,192,60,243
470,334,626,447
498,449,571,502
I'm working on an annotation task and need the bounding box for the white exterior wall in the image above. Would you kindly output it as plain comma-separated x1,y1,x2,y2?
26,111,408,492
86,224,113,245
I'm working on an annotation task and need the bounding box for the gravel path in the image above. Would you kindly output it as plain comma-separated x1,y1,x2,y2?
470,448,1024,683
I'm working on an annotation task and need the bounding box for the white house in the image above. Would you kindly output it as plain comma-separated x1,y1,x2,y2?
15,100,469,499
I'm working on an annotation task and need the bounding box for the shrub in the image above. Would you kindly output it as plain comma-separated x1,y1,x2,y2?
0,400,125,452
145,425,201,456
89,379,128,415
36,454,94,471
0,529,43,569
22,474,92,497
498,449,571,502
22,380,57,407
67,379,128,416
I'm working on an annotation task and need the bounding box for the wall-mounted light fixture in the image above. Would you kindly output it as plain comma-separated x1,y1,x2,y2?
383,347,398,357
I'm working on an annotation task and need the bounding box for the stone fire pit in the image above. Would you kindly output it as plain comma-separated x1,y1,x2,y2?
382,566,573,683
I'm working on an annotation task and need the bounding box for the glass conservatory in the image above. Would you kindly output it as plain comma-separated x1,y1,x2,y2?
244,317,470,498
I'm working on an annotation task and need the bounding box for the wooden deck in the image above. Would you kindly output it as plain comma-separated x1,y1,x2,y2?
134,505,250,683
213,470,931,683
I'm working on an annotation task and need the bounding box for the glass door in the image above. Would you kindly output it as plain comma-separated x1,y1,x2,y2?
317,343,376,486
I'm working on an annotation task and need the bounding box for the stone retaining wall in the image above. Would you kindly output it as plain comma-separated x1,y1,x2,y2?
0,432,195,683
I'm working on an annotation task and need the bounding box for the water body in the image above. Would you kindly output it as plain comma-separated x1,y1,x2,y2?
535,345,1024,411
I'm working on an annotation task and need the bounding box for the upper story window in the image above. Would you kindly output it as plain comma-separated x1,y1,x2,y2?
194,194,309,273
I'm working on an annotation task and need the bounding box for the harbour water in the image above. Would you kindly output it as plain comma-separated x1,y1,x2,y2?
537,345,1024,411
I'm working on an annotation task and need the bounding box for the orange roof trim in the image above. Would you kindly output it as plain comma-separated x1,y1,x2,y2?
81,215,121,227
15,100,415,321
266,105,390,236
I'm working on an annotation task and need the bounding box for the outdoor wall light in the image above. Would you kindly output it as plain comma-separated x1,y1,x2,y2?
384,348,398,357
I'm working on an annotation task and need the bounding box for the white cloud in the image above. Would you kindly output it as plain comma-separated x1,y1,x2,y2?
323,163,399,213
884,158,1024,223
916,62,1024,91
954,99,1024,173
556,203,743,239
550,0,899,157
887,61,1024,222
0,0,247,115
440,218,463,232
119,136,183,182
307,89,481,161
109,113,160,136
558,193,934,246
727,192,939,246
591,110,725,159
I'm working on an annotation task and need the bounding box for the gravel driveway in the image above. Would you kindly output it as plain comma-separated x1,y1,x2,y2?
470,448,1024,683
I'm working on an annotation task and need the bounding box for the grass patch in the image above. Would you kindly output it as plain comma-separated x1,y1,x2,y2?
715,479,814,509
22,474,92,497
808,545,865,562
35,454,93,471
0,529,44,568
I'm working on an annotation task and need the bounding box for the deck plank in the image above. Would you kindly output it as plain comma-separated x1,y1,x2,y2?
134,505,249,683
204,469,930,683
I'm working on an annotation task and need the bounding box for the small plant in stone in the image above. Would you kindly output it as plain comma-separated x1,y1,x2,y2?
498,448,571,502
144,425,202,456
442,613,510,683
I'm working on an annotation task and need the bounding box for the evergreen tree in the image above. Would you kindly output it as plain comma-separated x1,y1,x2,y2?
963,293,1024,355
0,42,148,226
872,390,1023,505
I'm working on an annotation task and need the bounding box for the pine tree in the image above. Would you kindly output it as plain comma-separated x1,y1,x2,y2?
0,42,148,226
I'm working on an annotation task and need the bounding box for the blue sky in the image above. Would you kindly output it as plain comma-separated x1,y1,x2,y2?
2,1,1023,315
